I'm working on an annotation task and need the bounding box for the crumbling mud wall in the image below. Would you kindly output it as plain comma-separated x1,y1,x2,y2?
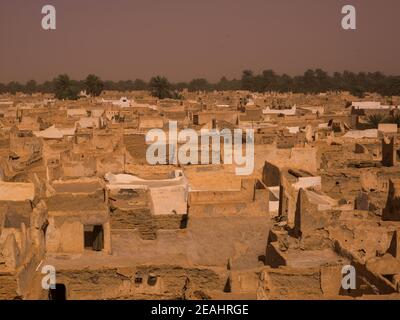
0,195,48,299
109,188,187,239
124,134,148,164
45,266,225,300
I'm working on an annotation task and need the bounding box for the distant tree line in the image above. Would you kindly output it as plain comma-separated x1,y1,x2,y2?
0,74,107,100
237,69,400,98
1,69,400,99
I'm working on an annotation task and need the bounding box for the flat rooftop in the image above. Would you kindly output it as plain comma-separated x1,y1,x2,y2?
0,182,35,201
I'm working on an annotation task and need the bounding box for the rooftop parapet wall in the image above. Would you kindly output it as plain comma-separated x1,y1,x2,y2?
189,179,255,205
289,147,319,173
149,185,188,216
196,111,238,126
106,170,188,216
61,156,97,179
292,188,335,237
279,169,325,226
0,182,35,202
105,170,186,188
261,146,319,175
47,193,107,212
47,180,107,212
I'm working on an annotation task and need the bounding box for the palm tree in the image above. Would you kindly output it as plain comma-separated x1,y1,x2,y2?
149,76,172,99
25,80,37,95
366,113,386,129
85,74,104,97
384,113,400,126
53,74,80,100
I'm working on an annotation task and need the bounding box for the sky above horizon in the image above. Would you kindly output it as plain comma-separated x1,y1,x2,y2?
1,0,399,83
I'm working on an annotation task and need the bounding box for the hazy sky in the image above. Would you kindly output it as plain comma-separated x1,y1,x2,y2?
1,0,399,83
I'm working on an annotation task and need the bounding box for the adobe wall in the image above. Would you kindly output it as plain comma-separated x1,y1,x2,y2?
189,196,268,217
382,137,396,167
149,185,188,216
0,181,35,200
139,117,164,129
46,163,62,182
61,158,97,178
198,112,238,125
47,191,106,211
111,208,155,240
289,147,319,173
0,200,32,228
124,134,148,164
0,133,9,152
292,176,322,191
96,152,125,176
107,175,188,231
0,201,47,299
383,179,400,221
0,274,19,299
292,189,331,237
259,146,319,175
92,132,119,150
46,219,83,253
42,140,73,161
262,162,280,187
9,130,43,159
333,240,397,295
258,263,369,299
110,208,185,240
189,179,255,205
359,171,381,192
50,266,225,300
265,242,287,268
321,171,361,199
259,267,323,298
46,217,111,254
13,249,43,299
155,214,187,230
278,176,297,224
46,181,111,254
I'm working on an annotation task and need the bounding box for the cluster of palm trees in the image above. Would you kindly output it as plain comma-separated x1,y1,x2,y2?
366,113,400,129
54,74,180,100
53,74,104,100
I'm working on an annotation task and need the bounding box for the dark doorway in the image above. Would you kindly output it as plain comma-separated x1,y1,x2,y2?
84,225,104,251
180,214,189,229
193,114,199,125
49,284,66,300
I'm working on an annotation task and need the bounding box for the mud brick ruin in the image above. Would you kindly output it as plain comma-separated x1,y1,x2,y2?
0,91,400,300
